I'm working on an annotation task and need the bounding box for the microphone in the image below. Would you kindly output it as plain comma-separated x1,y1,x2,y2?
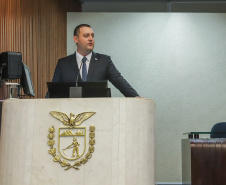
84,49,90,56
75,50,90,87
71,50,90,98
75,62,83,87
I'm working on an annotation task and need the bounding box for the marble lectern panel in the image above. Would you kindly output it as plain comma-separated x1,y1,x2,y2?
0,98,155,185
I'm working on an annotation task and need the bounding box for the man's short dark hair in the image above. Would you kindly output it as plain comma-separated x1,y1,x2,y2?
74,24,91,36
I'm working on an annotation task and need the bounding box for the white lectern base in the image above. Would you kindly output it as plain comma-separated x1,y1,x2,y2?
0,98,155,185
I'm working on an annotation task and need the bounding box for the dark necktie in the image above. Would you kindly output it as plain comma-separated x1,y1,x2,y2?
82,57,87,81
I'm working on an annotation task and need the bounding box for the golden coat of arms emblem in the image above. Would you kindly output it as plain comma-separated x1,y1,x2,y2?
47,111,96,170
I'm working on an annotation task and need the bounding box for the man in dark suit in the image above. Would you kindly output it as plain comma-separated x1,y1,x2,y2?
51,24,139,97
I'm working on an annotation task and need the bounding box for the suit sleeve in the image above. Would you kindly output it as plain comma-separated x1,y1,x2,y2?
45,59,62,98
51,59,62,82
106,57,139,97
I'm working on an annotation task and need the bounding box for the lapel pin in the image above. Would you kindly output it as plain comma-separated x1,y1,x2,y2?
95,58,97,60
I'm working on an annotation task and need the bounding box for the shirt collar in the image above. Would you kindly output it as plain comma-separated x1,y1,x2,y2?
76,51,92,62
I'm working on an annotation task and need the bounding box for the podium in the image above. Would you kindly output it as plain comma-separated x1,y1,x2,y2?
182,132,226,185
0,98,155,185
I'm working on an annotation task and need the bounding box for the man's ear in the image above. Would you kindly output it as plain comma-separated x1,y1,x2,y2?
73,36,78,44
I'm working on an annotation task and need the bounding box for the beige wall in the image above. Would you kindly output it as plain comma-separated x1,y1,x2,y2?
67,13,226,183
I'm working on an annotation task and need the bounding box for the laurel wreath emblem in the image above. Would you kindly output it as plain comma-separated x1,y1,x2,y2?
47,125,95,170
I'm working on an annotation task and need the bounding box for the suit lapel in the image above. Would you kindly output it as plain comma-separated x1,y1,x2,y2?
87,52,98,81
72,52,82,81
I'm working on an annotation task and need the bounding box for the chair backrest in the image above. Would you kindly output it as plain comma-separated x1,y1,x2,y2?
210,122,226,138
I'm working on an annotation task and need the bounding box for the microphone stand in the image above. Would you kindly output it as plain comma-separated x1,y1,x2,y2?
75,62,83,87
70,50,90,98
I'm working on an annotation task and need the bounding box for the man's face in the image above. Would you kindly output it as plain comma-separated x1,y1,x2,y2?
73,26,95,55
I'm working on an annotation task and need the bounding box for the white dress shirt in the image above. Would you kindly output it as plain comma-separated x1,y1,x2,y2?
76,51,92,77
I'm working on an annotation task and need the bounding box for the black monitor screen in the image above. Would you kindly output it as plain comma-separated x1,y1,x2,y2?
0,52,22,80
47,81,110,98
21,63,35,97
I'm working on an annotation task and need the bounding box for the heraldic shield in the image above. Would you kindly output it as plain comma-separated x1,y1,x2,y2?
48,111,96,170
58,127,86,161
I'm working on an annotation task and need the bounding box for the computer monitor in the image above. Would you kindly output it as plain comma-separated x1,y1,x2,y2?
47,81,111,98
20,63,35,97
0,52,22,80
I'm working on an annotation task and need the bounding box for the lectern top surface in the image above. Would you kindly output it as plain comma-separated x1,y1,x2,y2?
183,132,226,139
184,132,226,135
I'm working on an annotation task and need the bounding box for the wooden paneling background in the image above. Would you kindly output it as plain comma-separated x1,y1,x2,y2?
0,0,81,98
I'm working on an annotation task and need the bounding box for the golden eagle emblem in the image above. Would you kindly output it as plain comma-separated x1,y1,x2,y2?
49,111,95,127
48,111,96,170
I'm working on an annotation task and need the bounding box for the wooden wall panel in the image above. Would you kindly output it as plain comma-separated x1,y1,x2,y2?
0,0,81,98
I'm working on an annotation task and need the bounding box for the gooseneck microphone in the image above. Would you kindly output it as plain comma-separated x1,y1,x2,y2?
75,50,90,87
76,62,83,87
84,49,90,57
